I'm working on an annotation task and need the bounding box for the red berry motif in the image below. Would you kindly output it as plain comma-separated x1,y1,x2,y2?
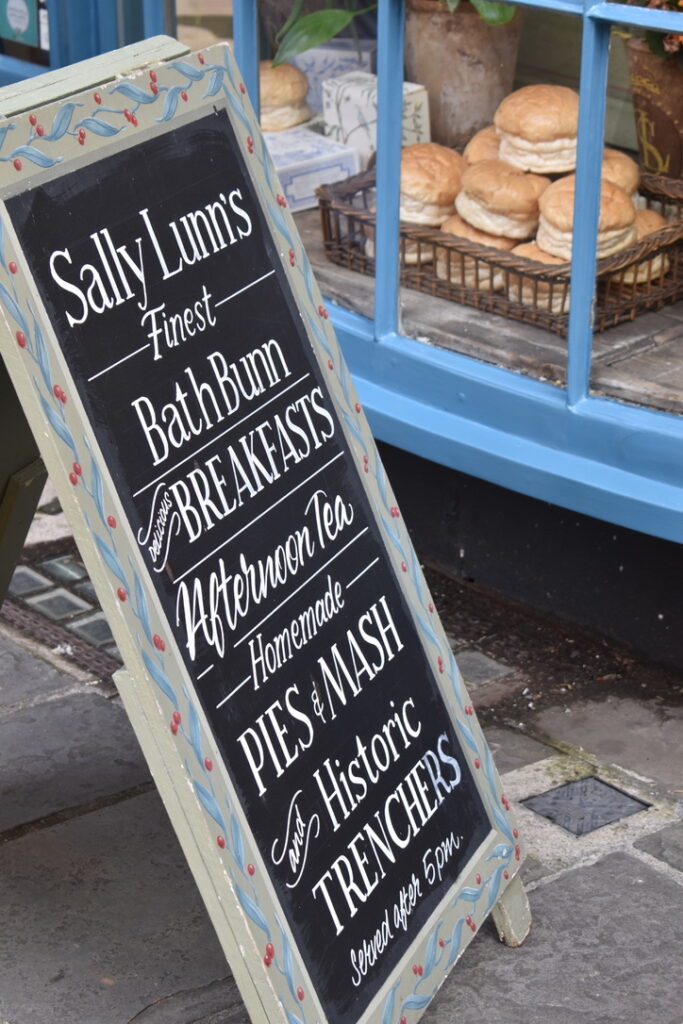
29,114,37,126
239,81,246,93
172,711,181,725
149,70,157,82
465,915,473,927
13,158,22,171
476,873,482,885
288,248,295,266
474,758,481,769
401,561,407,573
417,965,423,976
439,938,445,947
264,954,272,967
504,870,509,880
72,462,82,476
390,506,400,518
515,844,521,861
69,472,78,485
124,109,132,122
363,455,369,473
265,942,274,958
437,656,444,673
153,634,166,651
513,828,519,838
170,720,179,735
276,193,287,206
94,92,102,104
8,261,17,274
247,863,256,876
107,515,117,528
198,53,205,64
247,136,254,153
117,587,127,601
181,91,188,102
217,835,226,848
465,705,474,715
151,83,158,95
53,384,62,399
428,602,434,613
355,402,361,412
36,125,45,137
297,988,305,1001
401,1018,407,1024
204,757,213,771
327,359,333,370
131,115,138,127
16,330,27,348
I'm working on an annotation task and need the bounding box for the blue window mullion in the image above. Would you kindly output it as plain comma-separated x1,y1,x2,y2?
233,0,259,115
374,0,405,342
565,9,611,407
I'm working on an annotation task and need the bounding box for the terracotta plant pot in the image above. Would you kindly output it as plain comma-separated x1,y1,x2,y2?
626,37,683,178
404,0,523,150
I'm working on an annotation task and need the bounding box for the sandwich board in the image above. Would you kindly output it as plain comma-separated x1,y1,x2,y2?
0,37,530,1024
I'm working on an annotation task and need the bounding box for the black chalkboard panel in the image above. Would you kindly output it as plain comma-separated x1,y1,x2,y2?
7,108,490,1024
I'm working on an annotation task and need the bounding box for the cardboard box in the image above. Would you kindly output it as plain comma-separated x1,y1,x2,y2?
323,71,430,170
293,40,376,114
264,126,360,212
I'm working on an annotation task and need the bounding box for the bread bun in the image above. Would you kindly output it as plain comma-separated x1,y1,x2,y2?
537,175,636,259
618,209,669,285
260,60,311,131
399,143,466,225
495,84,579,173
464,125,500,165
602,148,640,198
508,242,570,313
455,159,550,239
436,213,516,289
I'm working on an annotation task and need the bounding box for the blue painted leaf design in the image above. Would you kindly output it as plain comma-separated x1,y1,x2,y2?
93,532,128,588
170,59,204,81
110,82,157,103
33,316,51,393
188,702,203,770
423,923,440,975
486,843,512,861
194,780,227,831
446,917,465,968
90,453,106,526
456,719,480,757
484,863,506,916
491,803,514,842
279,925,297,1000
38,392,76,452
401,994,431,1011
44,103,78,140
0,278,28,333
236,884,271,937
157,86,182,122
133,571,152,643
457,886,481,903
141,648,178,707
0,123,15,150
74,116,124,137
284,1011,304,1024
202,69,225,98
381,980,400,1024
231,813,244,870
9,145,61,168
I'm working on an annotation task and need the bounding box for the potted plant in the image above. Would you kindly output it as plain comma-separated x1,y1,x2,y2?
624,0,683,176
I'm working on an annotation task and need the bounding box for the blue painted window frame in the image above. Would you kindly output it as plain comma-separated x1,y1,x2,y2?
234,2,683,542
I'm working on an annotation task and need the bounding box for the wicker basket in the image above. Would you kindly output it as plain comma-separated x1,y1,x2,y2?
317,170,683,336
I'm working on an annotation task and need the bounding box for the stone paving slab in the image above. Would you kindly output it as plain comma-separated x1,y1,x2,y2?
457,650,512,688
635,822,683,872
532,695,683,792
483,725,552,775
0,791,227,1024
425,852,683,1024
0,627,79,708
0,690,150,832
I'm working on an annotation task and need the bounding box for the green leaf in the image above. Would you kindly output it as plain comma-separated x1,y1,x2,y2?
443,0,462,12
275,0,306,42
469,0,517,26
273,7,375,65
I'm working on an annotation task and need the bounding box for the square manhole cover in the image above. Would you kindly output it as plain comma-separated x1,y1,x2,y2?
522,776,649,836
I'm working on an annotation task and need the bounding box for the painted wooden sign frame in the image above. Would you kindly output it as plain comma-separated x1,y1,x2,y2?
0,37,530,1024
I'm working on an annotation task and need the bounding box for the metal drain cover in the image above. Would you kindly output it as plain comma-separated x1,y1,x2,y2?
522,776,649,836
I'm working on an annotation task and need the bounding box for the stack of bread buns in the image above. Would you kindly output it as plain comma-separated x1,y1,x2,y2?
259,60,311,131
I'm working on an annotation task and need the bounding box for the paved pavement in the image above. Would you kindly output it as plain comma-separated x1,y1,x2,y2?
1,498,683,1024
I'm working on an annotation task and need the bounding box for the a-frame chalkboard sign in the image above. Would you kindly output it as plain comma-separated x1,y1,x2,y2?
0,37,530,1024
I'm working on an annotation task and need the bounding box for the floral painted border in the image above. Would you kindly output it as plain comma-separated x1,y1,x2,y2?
0,42,524,1024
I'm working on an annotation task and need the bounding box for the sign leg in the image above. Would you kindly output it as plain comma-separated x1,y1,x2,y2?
490,874,532,947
